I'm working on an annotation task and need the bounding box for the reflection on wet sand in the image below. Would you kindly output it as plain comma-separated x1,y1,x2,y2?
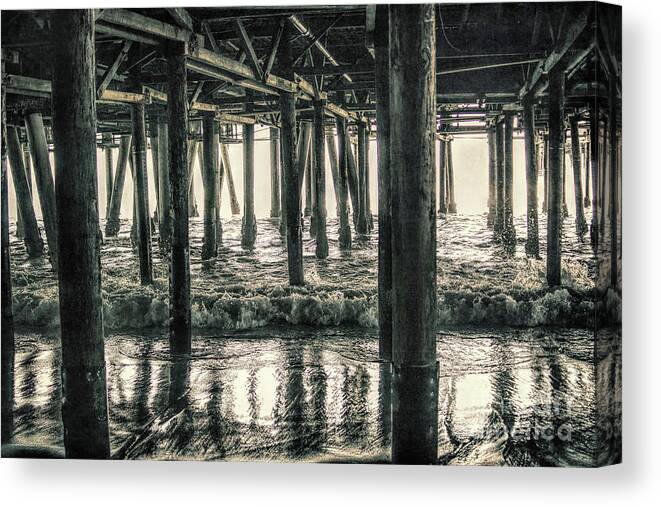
6,326,620,465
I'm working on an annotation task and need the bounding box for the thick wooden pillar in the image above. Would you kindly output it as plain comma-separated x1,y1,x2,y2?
201,115,218,260
547,68,565,287
187,125,200,218
270,127,281,218
130,104,153,284
325,129,341,216
157,118,171,252
1,72,15,445
7,127,43,257
278,21,304,285
389,4,438,465
102,134,114,219
438,138,447,215
167,42,191,354
375,4,392,362
523,97,540,257
487,126,496,228
335,116,353,250
542,134,549,213
569,115,588,239
345,132,361,226
582,142,591,208
356,120,369,234
149,129,160,224
242,97,257,249
589,103,599,246
313,101,329,258
104,134,131,237
52,9,110,458
304,145,313,218
494,120,505,238
25,113,58,267
502,113,516,252
446,138,457,214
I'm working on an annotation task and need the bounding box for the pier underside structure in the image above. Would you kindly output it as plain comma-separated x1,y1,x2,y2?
1,3,621,463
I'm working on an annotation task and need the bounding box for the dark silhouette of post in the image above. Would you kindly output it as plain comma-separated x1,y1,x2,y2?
542,134,549,213
523,96,540,257
149,128,160,224
167,41,191,355
312,101,329,258
277,21,304,285
494,120,505,238
389,4,438,465
356,120,369,234
242,92,257,249
7,127,43,258
270,127,281,218
569,114,588,239
25,113,58,266
104,134,131,237
201,115,218,260
375,4,392,362
547,68,565,287
325,129,341,216
446,138,457,213
157,117,171,253
582,141,591,208
52,9,110,459
102,133,114,219
335,115,352,250
589,103,599,246
345,131,361,227
487,126,496,228
438,138,447,215
130,104,153,284
502,113,516,253
608,76,619,289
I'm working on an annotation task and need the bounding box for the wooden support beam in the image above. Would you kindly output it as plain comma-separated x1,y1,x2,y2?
104,135,131,237
241,91,257,249
7,127,43,257
446,138,457,214
325,129,341,217
51,9,110,459
234,19,263,81
345,132,361,227
589,102,599,246
502,113,516,253
389,4,438,465
278,22,304,285
98,9,192,43
24,112,58,266
356,121,369,234
102,133,114,219
335,114,352,250
523,97,540,257
166,8,193,31
201,115,219,260
220,144,241,215
149,128,160,224
96,40,133,99
130,103,153,284
374,4,392,362
569,114,588,239
269,127,281,218
487,126,496,228
157,118,171,252
264,20,285,81
547,67,565,286
438,138,447,215
312,101,328,259
166,42,191,354
494,120,505,238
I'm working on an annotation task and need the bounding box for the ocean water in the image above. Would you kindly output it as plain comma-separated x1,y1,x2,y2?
4,213,622,465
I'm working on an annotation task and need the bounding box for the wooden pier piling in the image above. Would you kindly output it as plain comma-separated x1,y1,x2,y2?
389,4,438,465
356,121,369,235
270,127,281,218
102,133,114,219
157,118,171,253
570,114,588,239
335,115,352,250
446,138,457,214
312,101,329,259
502,113,516,252
487,126,496,228
438,138,447,215
7,126,43,257
104,134,131,237
494,120,505,238
589,103,600,246
167,42,191,354
547,68,565,287
523,96,540,257
52,8,110,459
241,92,257,249
130,103,153,284
201,115,218,260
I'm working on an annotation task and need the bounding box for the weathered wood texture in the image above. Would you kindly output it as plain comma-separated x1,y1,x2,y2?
589,103,599,246
570,115,588,238
269,127,281,218
335,116,352,249
356,121,369,234
130,104,153,284
277,21,304,285
7,127,43,257
201,115,218,260
494,120,505,238
312,101,328,259
51,9,110,459
241,91,257,249
375,4,392,362
502,113,516,253
389,4,438,465
167,42,192,354
487,126,496,228
157,118,171,252
523,97,540,257
104,134,131,237
546,68,565,286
